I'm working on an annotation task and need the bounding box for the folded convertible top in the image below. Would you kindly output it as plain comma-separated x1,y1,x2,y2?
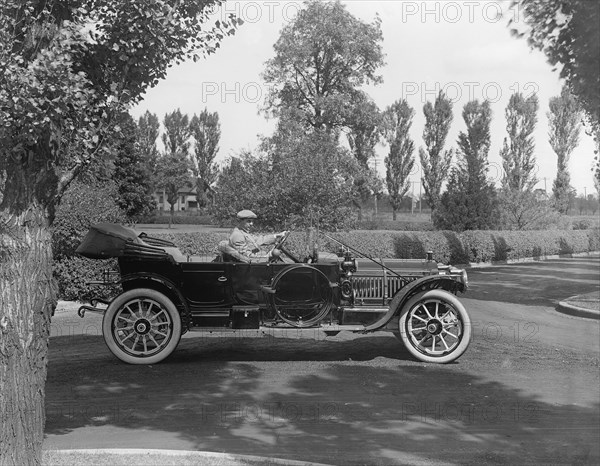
76,223,174,259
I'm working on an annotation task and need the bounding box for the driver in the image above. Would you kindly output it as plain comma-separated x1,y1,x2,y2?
228,210,287,262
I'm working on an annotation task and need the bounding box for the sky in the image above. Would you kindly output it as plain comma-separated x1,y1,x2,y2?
130,0,598,197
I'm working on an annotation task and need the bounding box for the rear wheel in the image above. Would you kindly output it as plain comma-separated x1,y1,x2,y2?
397,289,471,363
102,288,182,364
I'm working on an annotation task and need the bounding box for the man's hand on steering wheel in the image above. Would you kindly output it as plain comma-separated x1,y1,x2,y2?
269,231,290,262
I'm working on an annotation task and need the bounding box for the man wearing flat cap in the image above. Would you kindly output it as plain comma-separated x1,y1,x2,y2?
228,210,287,262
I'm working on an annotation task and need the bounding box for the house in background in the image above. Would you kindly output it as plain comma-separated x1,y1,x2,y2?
154,187,199,212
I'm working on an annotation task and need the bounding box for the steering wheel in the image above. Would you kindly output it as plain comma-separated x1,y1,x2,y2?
275,230,290,249
268,231,291,262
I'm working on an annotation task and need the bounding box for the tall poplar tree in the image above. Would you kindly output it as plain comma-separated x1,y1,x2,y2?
383,99,415,220
500,92,539,192
162,108,191,156
419,91,454,212
190,109,221,208
137,110,160,170
548,87,581,213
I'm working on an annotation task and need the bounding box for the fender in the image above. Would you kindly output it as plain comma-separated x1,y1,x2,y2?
363,275,465,331
119,272,191,329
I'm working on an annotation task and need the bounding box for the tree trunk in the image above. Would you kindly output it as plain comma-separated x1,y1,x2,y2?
392,208,397,221
0,205,55,465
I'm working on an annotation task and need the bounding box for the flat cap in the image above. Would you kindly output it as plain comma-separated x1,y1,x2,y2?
237,209,257,219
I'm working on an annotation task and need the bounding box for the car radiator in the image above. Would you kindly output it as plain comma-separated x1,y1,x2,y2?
352,274,420,303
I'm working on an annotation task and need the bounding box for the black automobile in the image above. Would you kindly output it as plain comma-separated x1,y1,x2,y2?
76,223,471,365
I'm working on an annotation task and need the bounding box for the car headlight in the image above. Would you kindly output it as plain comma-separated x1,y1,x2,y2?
340,279,353,299
461,269,468,289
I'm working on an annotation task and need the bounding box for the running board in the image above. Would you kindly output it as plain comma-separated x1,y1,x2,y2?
186,324,371,333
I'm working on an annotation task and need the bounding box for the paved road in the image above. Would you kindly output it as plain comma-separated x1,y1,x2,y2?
43,256,600,465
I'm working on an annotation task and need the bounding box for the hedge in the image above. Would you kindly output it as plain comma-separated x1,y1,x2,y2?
55,228,599,301
141,214,214,225
147,228,600,264
54,257,118,302
317,229,600,265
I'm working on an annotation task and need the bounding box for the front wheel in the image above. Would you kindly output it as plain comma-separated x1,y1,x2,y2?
397,289,471,363
102,288,182,364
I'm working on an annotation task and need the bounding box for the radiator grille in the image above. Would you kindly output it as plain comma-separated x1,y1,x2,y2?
353,274,418,302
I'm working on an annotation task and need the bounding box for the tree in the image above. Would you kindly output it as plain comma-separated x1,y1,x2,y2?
0,2,238,463
547,87,581,213
346,97,383,221
346,98,382,168
498,190,561,230
137,110,160,170
214,131,360,230
434,100,498,231
500,92,539,191
510,1,599,127
262,0,384,134
588,194,599,216
112,112,156,221
190,109,221,208
155,152,193,228
162,108,191,156
419,91,454,213
383,99,415,220
511,1,600,200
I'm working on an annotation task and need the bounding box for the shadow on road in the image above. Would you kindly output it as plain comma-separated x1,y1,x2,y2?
45,333,599,465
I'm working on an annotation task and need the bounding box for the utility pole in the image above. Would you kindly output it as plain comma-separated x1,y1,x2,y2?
373,157,379,218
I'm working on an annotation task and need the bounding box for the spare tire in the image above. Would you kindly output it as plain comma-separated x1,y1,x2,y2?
268,264,333,327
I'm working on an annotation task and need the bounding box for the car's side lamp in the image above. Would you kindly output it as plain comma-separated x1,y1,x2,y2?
341,257,357,274
426,251,434,261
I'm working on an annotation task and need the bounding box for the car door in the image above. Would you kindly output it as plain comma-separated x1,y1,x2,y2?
180,262,234,308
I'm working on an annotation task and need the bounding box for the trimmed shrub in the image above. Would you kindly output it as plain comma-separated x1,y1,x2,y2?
153,232,229,256
141,214,215,225
317,229,599,265
152,230,317,260
356,220,435,231
52,180,126,258
54,257,118,302
572,218,599,230
589,228,600,249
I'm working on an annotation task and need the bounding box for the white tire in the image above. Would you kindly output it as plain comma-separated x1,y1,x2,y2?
103,288,182,364
398,289,471,363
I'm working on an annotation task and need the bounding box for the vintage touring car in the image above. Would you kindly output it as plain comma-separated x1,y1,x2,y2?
76,223,471,365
